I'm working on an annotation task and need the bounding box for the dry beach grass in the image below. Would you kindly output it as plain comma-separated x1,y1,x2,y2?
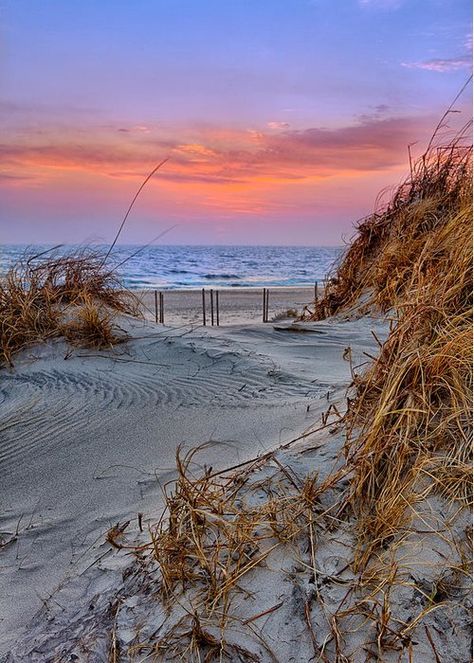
0,248,140,366
312,133,472,565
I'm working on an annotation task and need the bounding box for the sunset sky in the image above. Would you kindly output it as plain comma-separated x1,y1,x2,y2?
1,0,472,246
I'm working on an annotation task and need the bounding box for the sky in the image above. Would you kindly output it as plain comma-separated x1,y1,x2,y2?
0,0,472,246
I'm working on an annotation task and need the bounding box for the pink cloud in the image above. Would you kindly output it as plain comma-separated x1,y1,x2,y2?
267,121,290,130
1,110,455,244
402,56,472,73
0,113,439,194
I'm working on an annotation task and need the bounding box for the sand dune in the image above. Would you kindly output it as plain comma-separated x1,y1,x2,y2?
0,311,386,654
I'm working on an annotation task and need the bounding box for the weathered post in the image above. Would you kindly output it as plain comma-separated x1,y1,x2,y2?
265,288,270,322
202,288,206,326
262,288,266,322
216,290,220,326
159,292,164,324
314,280,318,303
210,289,214,326
154,290,158,323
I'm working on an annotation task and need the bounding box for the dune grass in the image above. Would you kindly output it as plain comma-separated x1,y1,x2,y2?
312,135,471,319
0,247,140,366
310,135,472,564
127,443,346,661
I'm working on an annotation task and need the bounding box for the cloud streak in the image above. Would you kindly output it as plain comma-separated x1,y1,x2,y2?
0,111,449,225
402,56,472,73
0,114,434,189
267,121,290,130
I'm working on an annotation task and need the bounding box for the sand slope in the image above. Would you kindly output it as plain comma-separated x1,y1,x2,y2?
0,314,386,654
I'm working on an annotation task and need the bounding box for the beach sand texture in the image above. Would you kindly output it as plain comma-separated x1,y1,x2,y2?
4,311,470,662
0,300,386,654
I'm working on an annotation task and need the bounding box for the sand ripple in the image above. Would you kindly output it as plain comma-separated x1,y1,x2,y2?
0,336,322,469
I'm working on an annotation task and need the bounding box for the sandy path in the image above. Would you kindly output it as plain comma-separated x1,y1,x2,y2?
0,313,386,653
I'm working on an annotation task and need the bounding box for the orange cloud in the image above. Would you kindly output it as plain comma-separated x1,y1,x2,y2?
0,113,441,217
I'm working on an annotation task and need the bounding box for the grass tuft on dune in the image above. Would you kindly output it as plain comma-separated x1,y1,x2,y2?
312,139,472,319
0,248,140,366
310,132,472,564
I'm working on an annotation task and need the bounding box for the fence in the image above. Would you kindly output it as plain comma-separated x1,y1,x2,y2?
152,280,329,326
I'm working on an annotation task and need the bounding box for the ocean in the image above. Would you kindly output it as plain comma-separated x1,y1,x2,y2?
0,244,342,290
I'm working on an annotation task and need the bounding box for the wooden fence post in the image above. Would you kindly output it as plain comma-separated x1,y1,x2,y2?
154,290,158,323
159,292,164,324
210,289,214,326
216,290,220,326
202,288,206,326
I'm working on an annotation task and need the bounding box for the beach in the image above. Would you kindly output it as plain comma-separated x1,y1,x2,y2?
0,290,385,655
136,285,318,325
1,0,471,658
5,304,470,662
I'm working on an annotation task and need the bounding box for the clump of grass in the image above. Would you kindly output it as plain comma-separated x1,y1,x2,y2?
61,297,124,349
149,446,293,606
308,129,472,563
312,138,471,319
127,445,343,660
0,247,140,366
